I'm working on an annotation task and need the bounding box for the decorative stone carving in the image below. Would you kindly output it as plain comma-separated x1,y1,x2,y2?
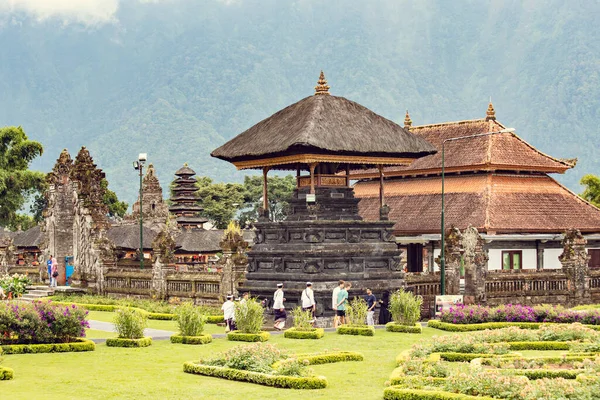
303,259,322,274
435,225,462,295
560,229,591,306
462,225,488,304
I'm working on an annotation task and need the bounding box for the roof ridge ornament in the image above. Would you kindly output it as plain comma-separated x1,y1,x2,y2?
486,100,496,121
404,110,412,129
314,70,330,95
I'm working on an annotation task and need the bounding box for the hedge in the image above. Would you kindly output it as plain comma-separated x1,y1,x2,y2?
439,352,498,362
283,328,325,340
1,338,96,354
389,370,447,387
507,341,570,351
337,325,375,336
295,351,364,365
46,301,224,323
183,362,328,389
227,331,270,342
384,387,496,400
427,320,542,332
387,322,422,334
500,368,580,380
106,337,152,348
170,334,213,345
0,366,14,380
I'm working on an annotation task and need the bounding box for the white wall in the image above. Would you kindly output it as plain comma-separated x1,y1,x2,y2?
432,249,441,272
488,248,537,271
543,248,562,269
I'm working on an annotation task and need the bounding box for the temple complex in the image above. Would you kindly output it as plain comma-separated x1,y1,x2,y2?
354,104,600,274
212,71,436,313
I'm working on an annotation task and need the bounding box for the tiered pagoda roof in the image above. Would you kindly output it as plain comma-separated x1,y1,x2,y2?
169,163,207,228
354,104,600,235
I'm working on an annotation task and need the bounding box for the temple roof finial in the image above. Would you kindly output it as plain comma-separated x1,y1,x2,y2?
404,110,412,129
486,99,496,121
314,70,330,96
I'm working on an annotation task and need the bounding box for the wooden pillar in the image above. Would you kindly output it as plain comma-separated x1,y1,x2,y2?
536,240,544,270
262,167,269,211
378,164,385,207
345,164,350,187
309,163,318,194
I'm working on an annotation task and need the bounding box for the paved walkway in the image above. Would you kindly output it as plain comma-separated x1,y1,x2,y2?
88,320,176,343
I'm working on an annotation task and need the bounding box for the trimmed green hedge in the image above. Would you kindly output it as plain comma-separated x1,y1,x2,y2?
384,387,496,400
47,301,225,323
170,334,213,345
183,362,327,389
0,366,14,380
387,322,422,334
439,352,497,362
389,369,447,387
227,331,270,342
507,341,570,350
427,320,542,332
337,325,375,336
1,338,96,354
295,351,364,365
106,337,152,348
500,368,580,379
283,328,325,339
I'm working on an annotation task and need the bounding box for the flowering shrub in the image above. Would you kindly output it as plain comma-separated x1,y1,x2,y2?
0,301,88,344
538,323,599,342
399,360,450,378
440,303,600,325
409,333,510,358
274,358,313,377
0,273,31,297
444,371,529,399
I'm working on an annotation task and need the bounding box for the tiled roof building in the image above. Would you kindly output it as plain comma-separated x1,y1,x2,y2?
354,104,600,272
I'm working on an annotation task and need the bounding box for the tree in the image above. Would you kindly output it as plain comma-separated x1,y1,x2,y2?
580,174,600,208
101,179,129,218
0,126,45,230
195,176,246,229
239,175,296,226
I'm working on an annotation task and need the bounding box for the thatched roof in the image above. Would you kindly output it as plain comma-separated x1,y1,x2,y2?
175,229,254,253
175,165,196,176
13,226,43,248
106,225,156,250
211,94,436,167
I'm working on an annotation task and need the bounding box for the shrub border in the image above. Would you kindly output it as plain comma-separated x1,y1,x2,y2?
427,320,600,332
283,327,325,339
499,368,580,380
46,301,224,323
384,387,496,400
0,366,14,380
170,334,213,345
386,322,422,334
106,337,152,348
507,341,570,351
183,362,327,389
293,351,364,365
227,331,270,342
1,338,96,354
337,325,375,336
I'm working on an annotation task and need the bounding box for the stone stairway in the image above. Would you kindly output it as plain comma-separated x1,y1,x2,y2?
20,286,55,302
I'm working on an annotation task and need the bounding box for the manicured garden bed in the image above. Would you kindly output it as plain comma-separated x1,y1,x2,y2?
284,327,324,339
387,322,422,334
170,334,213,345
1,338,96,354
106,337,152,348
337,325,375,336
227,331,270,342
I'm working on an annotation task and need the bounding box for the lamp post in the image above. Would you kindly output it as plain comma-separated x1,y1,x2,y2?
440,128,515,295
133,153,147,270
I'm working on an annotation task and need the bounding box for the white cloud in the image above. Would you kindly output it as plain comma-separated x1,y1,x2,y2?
0,0,120,25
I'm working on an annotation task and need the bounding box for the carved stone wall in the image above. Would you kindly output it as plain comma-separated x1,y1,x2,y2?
219,225,249,299
435,226,462,295
462,226,488,304
560,229,591,306
130,164,170,223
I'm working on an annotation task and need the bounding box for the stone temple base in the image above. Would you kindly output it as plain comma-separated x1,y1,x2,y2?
244,219,404,315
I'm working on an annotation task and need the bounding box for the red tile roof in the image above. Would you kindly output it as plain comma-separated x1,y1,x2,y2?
355,173,600,235
352,118,571,179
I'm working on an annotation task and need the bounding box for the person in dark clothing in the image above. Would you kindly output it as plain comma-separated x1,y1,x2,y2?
378,290,392,324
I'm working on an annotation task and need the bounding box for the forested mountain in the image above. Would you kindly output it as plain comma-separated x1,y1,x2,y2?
0,0,598,204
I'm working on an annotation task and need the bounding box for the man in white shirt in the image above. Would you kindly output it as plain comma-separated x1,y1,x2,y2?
221,295,236,332
332,280,344,328
273,283,286,330
301,282,316,324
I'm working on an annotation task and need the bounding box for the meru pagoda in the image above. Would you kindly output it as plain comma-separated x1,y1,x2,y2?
169,163,207,229
212,72,436,313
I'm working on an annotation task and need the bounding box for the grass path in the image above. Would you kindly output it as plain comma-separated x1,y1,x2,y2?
3,313,446,400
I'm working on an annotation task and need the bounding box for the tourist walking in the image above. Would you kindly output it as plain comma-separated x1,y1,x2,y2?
273,283,286,330
336,282,351,326
332,280,344,328
365,288,377,326
50,256,58,288
221,294,236,332
301,282,316,323
47,256,53,286
240,292,249,304
378,290,391,325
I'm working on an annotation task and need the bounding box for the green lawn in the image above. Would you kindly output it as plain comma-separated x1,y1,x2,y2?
2,318,446,400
